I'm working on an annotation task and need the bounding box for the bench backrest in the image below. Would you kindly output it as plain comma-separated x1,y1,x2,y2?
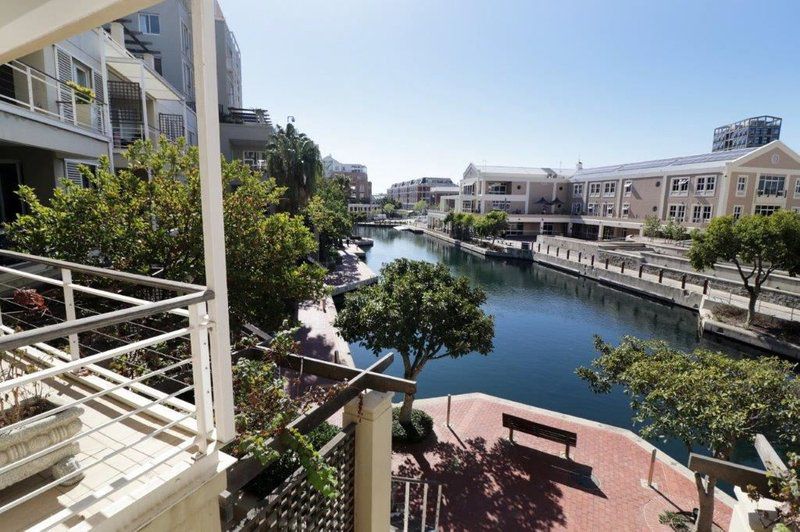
502,413,577,447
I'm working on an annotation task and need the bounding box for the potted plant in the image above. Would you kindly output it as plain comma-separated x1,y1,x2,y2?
65,80,96,129
0,350,84,490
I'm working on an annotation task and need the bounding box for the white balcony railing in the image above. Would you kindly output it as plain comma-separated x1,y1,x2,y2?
112,122,162,149
0,249,219,529
0,60,107,135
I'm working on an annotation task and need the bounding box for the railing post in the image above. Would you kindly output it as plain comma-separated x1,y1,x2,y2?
681,274,687,289
620,262,625,274
61,268,80,361
421,483,428,532
25,65,35,112
556,247,559,257
605,258,609,269
447,394,452,427
546,245,550,254
537,243,541,252
638,265,643,278
578,252,582,263
591,255,595,267
659,269,664,283
566,249,570,260
703,279,709,295
647,448,657,487
70,91,77,126
189,301,214,454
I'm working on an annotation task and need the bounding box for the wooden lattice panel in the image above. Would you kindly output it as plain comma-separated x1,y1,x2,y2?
256,424,356,531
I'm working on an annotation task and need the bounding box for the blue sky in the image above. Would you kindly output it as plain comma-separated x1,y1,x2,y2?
222,0,800,193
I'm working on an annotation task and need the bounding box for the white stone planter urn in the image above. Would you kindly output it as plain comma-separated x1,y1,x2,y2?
0,400,84,490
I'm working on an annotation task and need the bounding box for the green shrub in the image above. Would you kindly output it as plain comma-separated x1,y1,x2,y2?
247,422,340,497
391,407,434,443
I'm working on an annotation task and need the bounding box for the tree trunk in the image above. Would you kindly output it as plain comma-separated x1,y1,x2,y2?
694,472,717,532
399,392,415,423
746,290,758,327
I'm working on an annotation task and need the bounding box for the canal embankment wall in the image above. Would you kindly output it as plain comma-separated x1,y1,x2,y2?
420,227,534,260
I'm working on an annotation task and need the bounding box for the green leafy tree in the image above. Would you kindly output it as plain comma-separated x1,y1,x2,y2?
265,123,323,213
643,214,662,238
382,203,396,218
6,138,325,331
688,211,800,325
335,259,494,423
413,199,428,214
305,176,353,263
662,218,688,241
474,210,508,243
577,336,800,532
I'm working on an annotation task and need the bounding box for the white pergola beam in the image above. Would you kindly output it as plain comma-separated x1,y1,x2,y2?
0,0,161,63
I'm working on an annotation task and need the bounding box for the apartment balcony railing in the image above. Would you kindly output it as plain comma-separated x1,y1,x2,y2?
0,60,107,135
112,121,162,149
0,249,219,529
219,107,272,127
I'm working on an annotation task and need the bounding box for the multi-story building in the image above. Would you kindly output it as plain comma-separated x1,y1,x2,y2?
387,177,455,208
455,164,573,215
712,115,781,152
442,140,800,240
429,184,459,211
322,155,372,202
0,24,194,223
121,0,272,166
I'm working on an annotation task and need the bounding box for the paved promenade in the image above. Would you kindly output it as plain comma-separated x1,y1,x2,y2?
325,247,378,296
393,393,734,531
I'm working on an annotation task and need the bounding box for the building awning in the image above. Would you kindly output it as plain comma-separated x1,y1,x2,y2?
103,33,182,101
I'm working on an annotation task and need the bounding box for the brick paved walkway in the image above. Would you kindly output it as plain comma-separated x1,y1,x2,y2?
393,393,734,531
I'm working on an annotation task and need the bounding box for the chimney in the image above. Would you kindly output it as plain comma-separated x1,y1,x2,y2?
110,22,125,46
576,160,583,170
142,53,155,70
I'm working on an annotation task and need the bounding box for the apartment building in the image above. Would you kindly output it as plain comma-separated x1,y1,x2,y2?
388,177,455,208
712,115,781,152
0,25,194,223
442,140,800,240
455,164,573,215
322,155,372,202
121,0,273,167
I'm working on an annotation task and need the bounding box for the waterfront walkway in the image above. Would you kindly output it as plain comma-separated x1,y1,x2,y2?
325,247,378,296
393,393,734,531
535,243,798,322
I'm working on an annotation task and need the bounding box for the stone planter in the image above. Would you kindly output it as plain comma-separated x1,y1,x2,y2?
0,399,84,490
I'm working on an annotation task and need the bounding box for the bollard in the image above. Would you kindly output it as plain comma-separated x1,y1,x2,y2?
703,279,709,295
681,274,687,289
647,448,657,487
620,262,625,274
578,252,582,263
591,255,595,267
638,265,643,278
566,249,570,260
556,247,560,257
658,269,664,283
447,394,452,427
605,258,609,269
547,245,550,254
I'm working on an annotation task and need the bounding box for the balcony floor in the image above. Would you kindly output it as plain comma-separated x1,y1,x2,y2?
1,373,201,531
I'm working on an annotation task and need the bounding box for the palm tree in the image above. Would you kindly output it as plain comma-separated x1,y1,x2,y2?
265,123,322,213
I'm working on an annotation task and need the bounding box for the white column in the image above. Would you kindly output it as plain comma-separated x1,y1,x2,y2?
191,0,235,443
343,391,393,532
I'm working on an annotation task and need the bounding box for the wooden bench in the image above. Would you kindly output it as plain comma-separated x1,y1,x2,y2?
502,413,578,459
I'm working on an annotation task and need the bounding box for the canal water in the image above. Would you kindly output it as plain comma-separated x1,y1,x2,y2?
346,226,765,468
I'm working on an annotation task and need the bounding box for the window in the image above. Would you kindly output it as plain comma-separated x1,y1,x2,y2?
736,175,747,196
668,204,686,222
181,21,191,54
242,150,266,169
487,183,507,194
139,13,160,35
795,177,800,198
571,202,582,214
64,160,98,188
587,203,598,215
621,203,630,218
695,175,716,196
491,200,510,211
670,177,689,196
589,182,601,196
691,204,712,223
603,182,616,197
758,175,785,197
754,205,781,216
72,60,90,88
603,203,614,217
573,183,584,196
732,205,743,220
623,180,632,196
182,61,194,99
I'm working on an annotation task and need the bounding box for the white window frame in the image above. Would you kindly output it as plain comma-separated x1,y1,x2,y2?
736,175,747,197
757,174,786,197
573,183,584,196
623,180,632,197
603,182,616,197
621,203,630,218
181,20,192,55
139,13,161,35
668,204,686,222
182,61,194,99
670,177,689,197
587,203,598,215
603,203,614,217
589,182,601,197
754,205,781,216
691,204,712,224
695,175,716,196
794,177,800,198
732,205,743,220
571,202,582,215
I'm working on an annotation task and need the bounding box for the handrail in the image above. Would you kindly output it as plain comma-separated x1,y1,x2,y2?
0,249,205,292
391,475,447,486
